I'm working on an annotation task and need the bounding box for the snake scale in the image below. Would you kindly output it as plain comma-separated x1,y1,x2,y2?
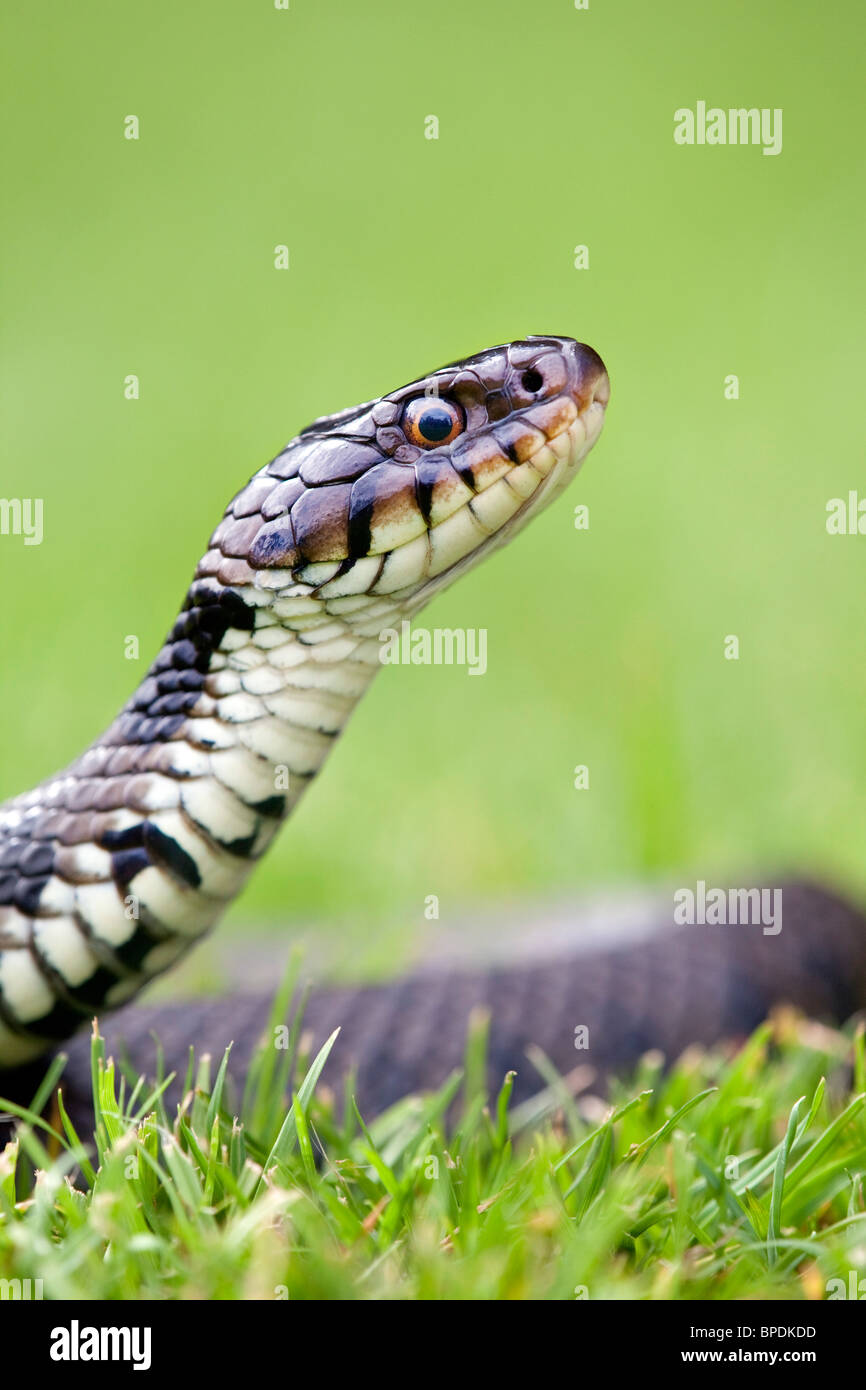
2,336,866,1133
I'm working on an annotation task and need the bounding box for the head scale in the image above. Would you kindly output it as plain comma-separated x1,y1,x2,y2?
200,335,610,621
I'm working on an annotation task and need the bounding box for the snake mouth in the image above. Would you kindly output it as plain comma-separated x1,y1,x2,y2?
398,352,610,608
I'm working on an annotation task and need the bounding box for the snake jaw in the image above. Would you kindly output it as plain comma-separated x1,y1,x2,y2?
402,385,608,606
415,342,609,585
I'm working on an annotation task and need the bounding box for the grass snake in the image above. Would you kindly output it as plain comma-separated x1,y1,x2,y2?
2,336,865,1128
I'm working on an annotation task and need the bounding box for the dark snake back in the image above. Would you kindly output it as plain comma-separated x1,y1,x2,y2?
5,881,864,1138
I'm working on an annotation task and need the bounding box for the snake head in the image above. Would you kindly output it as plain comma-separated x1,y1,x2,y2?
202,336,609,614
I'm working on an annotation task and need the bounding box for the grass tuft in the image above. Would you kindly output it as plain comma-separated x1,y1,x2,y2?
1,996,865,1300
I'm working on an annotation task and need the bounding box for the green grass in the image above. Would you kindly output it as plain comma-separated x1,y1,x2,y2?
2,992,865,1300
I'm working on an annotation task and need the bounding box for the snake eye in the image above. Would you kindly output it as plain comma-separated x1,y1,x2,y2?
402,397,464,449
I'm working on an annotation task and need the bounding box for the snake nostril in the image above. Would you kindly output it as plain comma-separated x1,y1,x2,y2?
521,368,544,394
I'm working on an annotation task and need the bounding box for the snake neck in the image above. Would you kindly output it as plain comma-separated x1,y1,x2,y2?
0,566,395,1062
100,569,390,896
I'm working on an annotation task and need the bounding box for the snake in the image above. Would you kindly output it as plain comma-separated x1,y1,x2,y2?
2,335,866,1131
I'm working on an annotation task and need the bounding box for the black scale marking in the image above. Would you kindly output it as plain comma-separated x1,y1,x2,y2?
100,822,201,890
106,584,256,747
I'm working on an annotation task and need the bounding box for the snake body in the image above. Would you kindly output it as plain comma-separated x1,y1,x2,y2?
3,336,866,1130
6,879,866,1137
0,337,608,1067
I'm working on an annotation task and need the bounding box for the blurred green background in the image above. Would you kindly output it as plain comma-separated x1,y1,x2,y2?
2,0,864,988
